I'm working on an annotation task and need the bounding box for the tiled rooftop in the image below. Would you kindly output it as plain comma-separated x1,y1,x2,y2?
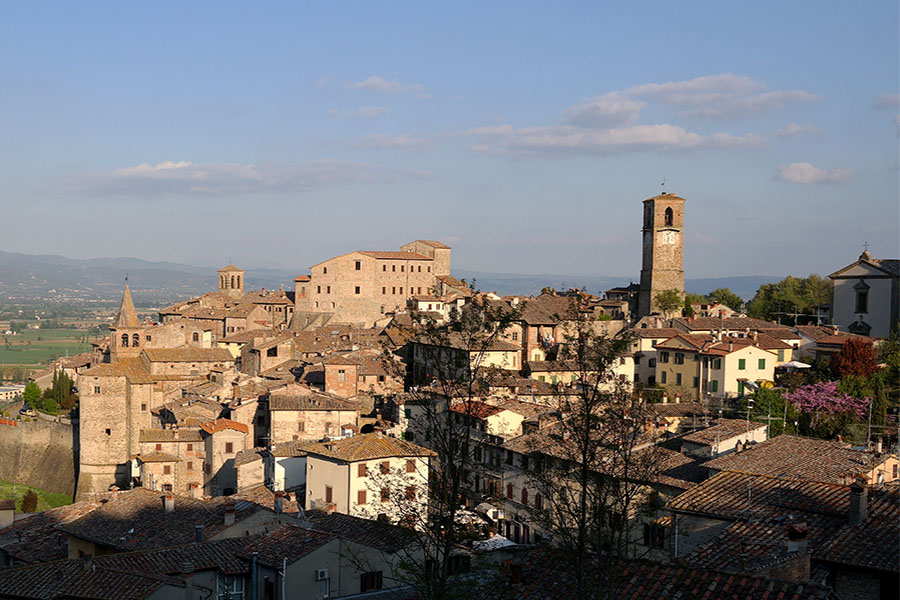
681,419,766,446
305,433,436,462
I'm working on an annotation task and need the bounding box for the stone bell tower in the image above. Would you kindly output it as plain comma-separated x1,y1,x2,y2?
218,265,245,299
637,192,686,317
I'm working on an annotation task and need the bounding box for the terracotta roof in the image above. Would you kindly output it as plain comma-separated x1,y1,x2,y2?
655,333,713,350
217,264,243,272
199,418,249,435
142,347,234,363
673,316,780,332
704,434,880,484
91,536,252,576
270,439,318,457
681,419,766,446
414,331,520,352
630,327,682,339
450,400,506,419
815,333,871,346
268,386,357,412
60,488,269,551
240,525,336,568
305,433,436,462
668,471,852,520
294,275,311,282
80,357,153,384
815,487,899,573
137,451,181,463
357,251,432,260
220,329,275,343
0,560,182,599
138,429,203,443
0,500,102,565
649,401,709,418
232,485,300,514
306,510,419,553
414,239,451,249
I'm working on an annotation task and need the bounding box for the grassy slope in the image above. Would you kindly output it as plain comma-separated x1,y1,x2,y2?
0,479,72,512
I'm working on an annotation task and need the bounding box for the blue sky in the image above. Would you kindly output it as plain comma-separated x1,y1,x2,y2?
1,2,897,280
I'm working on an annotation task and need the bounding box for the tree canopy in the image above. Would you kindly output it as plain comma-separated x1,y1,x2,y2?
746,275,830,323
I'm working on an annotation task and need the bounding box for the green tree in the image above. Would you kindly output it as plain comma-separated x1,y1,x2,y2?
747,275,831,323
708,288,744,311
743,387,799,436
831,338,878,378
654,289,682,317
22,381,40,408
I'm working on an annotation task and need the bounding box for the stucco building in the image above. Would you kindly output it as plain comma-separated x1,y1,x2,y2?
829,250,899,338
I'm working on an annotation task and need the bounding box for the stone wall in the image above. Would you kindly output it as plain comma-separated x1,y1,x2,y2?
0,419,76,497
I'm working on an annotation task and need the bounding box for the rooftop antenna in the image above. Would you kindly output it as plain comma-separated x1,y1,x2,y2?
661,177,666,194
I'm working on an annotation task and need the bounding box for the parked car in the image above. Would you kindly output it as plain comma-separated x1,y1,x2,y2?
19,406,35,417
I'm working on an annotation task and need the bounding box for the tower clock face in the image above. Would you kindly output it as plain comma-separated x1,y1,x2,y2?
660,230,677,245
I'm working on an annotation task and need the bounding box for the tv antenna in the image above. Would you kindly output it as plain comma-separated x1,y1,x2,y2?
661,177,666,194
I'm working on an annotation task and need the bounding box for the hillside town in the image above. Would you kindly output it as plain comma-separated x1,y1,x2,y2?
0,193,896,599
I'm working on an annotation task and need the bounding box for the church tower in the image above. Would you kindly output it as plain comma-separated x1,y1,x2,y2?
638,192,686,317
109,283,145,361
218,265,245,299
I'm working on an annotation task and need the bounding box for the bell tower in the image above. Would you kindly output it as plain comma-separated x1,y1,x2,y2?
218,265,245,299
637,192,686,317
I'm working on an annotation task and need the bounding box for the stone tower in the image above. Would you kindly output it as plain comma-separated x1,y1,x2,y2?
218,265,244,299
109,283,143,361
638,192,686,317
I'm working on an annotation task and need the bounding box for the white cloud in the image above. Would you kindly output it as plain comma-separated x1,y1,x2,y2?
873,93,900,109
466,123,763,157
774,123,823,138
327,106,390,119
626,74,816,118
775,162,851,184
355,134,436,151
346,75,430,98
66,160,416,196
559,93,645,128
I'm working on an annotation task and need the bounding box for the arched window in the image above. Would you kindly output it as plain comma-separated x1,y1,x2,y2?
132,333,140,347
121,333,129,347
236,276,241,288
230,275,235,288
192,332,200,342
664,207,673,226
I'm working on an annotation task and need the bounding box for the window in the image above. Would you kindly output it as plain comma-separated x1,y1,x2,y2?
711,380,719,392
162,483,173,492
659,352,669,363
155,443,162,451
664,206,673,226
121,333,129,347
511,332,518,342
187,444,193,451
649,358,656,368
358,463,367,477
380,461,390,474
225,442,233,453
163,465,171,475
132,333,140,347
405,486,416,501
738,380,746,396
392,265,396,272
361,571,383,593
338,369,346,382
355,260,361,271
323,267,327,274
317,286,321,294
146,335,151,341
693,376,699,388
674,353,684,365
358,490,367,505
855,283,869,313
382,265,386,272
712,358,722,370
187,461,193,470
381,487,390,502
404,408,412,419
400,265,404,272
418,266,422,272
506,483,513,499
535,493,543,510
777,350,785,361
192,332,199,342
325,486,333,503
661,372,667,384
326,286,331,294
105,428,111,436
427,266,431,272
298,421,305,432
521,488,528,505
399,287,403,294
382,287,386,295
355,286,360,295
738,358,746,370
643,522,666,548
758,358,766,370
141,403,147,412
392,287,396,294
675,373,682,385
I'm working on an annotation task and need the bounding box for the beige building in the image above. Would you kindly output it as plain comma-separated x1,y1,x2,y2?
829,250,899,338
304,433,434,526
268,383,358,444
294,240,452,326
200,418,250,496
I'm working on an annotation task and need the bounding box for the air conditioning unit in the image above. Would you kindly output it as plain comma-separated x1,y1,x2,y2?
315,569,329,581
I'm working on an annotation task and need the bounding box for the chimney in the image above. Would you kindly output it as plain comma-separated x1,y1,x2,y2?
194,524,203,543
274,492,284,514
232,383,239,400
786,522,809,554
224,500,236,526
163,494,175,513
849,479,868,526
325,503,336,514
875,437,883,454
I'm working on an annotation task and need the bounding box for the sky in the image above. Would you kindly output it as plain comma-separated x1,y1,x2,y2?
1,2,898,280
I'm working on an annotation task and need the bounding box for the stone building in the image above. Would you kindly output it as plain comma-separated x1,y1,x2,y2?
268,383,358,444
217,264,245,299
638,193,686,318
293,240,452,326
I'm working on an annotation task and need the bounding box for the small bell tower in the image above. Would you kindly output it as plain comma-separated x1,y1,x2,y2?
638,192,686,317
217,265,245,299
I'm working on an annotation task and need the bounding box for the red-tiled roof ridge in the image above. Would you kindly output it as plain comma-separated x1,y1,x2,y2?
199,418,249,435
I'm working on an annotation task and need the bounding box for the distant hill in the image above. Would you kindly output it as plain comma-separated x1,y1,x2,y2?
0,249,780,305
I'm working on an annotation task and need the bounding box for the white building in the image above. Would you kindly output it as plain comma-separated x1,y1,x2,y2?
829,251,899,338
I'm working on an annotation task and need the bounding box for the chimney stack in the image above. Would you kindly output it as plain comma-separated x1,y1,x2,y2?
163,494,175,513
274,492,284,514
224,500,236,526
786,522,809,554
875,437,883,454
194,524,203,543
849,479,868,526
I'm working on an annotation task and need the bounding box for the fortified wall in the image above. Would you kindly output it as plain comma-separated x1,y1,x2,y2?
0,419,76,497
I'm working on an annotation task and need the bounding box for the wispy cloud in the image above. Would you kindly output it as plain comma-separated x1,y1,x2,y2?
65,160,417,196
627,74,816,118
327,106,390,119
346,75,430,98
775,162,851,184
873,93,900,109
559,93,645,128
466,123,763,157
774,123,823,138
355,134,436,151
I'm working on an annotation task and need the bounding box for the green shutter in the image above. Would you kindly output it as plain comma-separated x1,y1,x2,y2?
758,358,766,370
738,358,746,370
711,380,718,392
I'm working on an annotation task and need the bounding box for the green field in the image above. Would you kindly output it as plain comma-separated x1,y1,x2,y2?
0,328,93,366
0,479,72,512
